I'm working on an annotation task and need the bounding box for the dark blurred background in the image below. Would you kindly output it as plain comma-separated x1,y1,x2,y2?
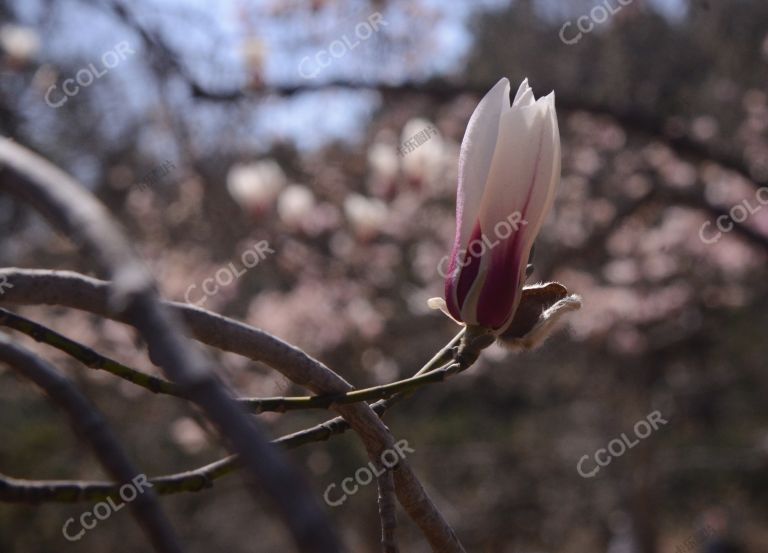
1,0,767,551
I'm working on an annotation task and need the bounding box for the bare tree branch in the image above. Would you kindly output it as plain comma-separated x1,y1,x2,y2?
0,400,383,502
172,75,765,188
378,468,399,553
0,307,187,397
0,306,465,413
0,331,464,503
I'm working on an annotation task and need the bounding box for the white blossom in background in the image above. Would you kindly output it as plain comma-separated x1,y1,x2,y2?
368,141,400,181
0,24,40,65
277,184,315,229
343,193,389,240
227,159,286,214
366,136,400,199
400,117,445,189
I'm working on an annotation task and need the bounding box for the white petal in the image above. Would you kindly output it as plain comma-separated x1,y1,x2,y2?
455,77,510,250
519,92,560,252
512,78,534,107
478,91,560,242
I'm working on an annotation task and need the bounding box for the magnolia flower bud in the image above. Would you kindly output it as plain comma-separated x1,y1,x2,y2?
444,78,561,333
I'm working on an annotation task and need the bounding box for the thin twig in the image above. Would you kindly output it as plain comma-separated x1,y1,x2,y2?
0,329,476,504
0,307,467,413
0,307,186,397
0,399,385,502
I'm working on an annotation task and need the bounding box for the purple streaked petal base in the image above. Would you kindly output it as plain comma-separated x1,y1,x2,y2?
445,221,484,322
475,229,528,330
